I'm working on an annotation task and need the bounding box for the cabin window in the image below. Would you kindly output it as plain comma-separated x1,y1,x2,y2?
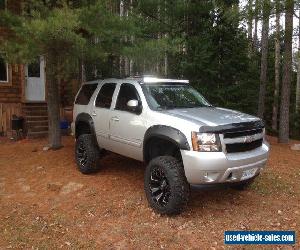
0,56,8,83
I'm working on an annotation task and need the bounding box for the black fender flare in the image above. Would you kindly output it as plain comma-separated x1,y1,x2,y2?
75,113,96,139
143,125,190,161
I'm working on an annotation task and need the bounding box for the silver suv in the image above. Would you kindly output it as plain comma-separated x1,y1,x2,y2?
72,76,270,215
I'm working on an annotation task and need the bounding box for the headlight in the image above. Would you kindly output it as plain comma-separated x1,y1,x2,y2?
191,132,222,152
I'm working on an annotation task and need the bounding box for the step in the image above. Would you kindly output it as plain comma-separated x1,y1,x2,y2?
24,110,48,116
26,120,48,126
25,116,48,121
27,131,48,139
24,109,47,113
23,102,47,106
23,106,48,111
27,126,49,133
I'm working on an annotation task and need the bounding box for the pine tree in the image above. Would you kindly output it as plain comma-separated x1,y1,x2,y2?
247,0,254,55
295,9,300,116
0,0,129,148
257,0,270,119
279,0,294,143
253,0,260,50
1,3,86,149
271,0,281,131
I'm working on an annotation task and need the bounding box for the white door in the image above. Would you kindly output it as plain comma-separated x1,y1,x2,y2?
92,82,117,149
25,57,45,101
109,83,145,161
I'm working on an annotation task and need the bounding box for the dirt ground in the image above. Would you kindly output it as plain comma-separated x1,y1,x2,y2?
0,136,299,250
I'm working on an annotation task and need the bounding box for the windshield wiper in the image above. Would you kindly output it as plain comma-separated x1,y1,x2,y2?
157,104,213,110
176,104,215,108
156,105,175,110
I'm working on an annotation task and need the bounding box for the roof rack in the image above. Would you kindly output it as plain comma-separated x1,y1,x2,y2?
125,74,155,79
142,76,189,84
126,75,188,84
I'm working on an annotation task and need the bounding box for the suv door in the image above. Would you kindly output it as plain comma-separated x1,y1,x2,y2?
109,83,146,161
92,83,117,149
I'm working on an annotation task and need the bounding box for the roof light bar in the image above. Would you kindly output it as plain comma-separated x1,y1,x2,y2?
142,76,189,84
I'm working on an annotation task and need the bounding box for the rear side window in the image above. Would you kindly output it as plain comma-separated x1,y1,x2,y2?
95,83,116,108
75,84,98,105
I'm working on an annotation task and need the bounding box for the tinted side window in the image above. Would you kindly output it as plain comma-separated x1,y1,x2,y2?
95,83,116,108
75,84,98,105
116,83,140,111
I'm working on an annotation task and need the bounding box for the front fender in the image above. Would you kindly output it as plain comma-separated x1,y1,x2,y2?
143,125,190,161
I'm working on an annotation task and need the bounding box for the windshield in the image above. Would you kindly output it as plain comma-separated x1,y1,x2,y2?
142,83,212,110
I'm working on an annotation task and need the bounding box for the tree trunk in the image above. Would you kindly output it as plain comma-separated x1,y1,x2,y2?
164,0,168,76
119,0,125,77
164,51,168,76
129,0,134,75
296,55,300,114
247,0,253,56
156,1,161,75
129,54,133,75
278,0,294,143
253,0,259,49
247,0,253,40
271,0,281,131
125,55,129,76
257,0,270,119
46,56,62,149
296,10,300,115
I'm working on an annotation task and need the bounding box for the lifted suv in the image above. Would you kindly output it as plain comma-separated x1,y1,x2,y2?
72,76,270,215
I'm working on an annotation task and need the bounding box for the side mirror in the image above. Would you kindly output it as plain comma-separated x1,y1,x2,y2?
127,99,142,114
127,99,139,108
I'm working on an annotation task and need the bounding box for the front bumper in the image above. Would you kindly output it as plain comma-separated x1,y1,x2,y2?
181,141,270,185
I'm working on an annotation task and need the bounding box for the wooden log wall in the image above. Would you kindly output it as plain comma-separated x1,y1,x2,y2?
0,103,22,136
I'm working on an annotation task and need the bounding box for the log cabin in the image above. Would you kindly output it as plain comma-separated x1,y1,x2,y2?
0,0,80,138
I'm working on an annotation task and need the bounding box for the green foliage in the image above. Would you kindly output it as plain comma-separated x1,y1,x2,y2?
1,1,85,78
0,0,262,116
172,0,258,116
0,0,135,78
0,0,298,138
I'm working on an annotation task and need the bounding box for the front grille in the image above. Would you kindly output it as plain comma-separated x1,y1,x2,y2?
226,139,263,153
224,128,263,139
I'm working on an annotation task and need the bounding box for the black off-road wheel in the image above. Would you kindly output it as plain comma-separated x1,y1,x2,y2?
144,156,190,215
75,134,101,174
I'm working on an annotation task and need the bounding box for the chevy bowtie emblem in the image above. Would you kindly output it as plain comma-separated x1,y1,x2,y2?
244,135,255,143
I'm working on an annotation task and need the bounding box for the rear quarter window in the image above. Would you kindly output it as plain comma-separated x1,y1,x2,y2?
75,84,98,105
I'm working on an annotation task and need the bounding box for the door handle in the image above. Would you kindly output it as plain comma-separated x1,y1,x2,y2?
92,111,97,116
111,116,119,122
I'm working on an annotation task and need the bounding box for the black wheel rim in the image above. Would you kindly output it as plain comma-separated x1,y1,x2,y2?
77,141,88,167
149,167,171,207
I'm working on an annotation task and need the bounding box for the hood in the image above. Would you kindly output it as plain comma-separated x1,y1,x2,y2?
160,107,259,127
